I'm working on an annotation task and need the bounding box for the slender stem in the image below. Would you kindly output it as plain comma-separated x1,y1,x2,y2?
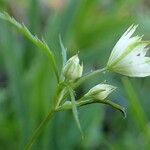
24,84,66,149
24,110,55,150
79,100,126,118
78,99,126,118
73,68,106,88
56,99,126,118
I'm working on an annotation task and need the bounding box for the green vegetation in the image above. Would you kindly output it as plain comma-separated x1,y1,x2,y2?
0,0,150,150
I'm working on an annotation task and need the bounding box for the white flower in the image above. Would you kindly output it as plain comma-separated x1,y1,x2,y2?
63,54,83,81
84,84,116,100
107,25,150,77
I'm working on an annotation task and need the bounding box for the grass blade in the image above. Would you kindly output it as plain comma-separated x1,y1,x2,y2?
122,77,150,146
0,11,59,82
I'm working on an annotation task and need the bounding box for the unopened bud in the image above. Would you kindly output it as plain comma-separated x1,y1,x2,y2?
63,54,83,81
85,84,116,100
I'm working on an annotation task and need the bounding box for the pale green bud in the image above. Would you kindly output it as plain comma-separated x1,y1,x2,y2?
85,84,116,100
63,54,83,81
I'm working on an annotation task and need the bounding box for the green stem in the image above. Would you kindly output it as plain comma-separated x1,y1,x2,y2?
56,99,126,118
24,109,55,150
81,100,126,118
24,84,66,149
73,68,106,88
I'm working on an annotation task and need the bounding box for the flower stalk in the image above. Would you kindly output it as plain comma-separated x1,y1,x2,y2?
56,99,126,118
25,110,55,150
73,68,107,88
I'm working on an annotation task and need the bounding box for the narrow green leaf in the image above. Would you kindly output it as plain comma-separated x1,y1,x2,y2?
59,35,67,67
0,11,59,82
67,85,84,139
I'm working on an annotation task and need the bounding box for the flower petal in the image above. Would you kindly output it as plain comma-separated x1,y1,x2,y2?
113,57,150,77
108,25,139,66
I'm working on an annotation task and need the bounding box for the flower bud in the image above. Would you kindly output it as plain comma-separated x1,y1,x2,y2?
85,84,116,100
63,54,83,81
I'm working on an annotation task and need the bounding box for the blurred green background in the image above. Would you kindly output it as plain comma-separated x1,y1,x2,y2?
0,0,150,149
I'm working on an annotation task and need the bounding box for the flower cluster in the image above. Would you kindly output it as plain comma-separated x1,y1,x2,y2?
63,54,116,101
63,25,150,106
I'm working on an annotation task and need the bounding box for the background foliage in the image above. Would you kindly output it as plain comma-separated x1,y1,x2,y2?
0,0,150,149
